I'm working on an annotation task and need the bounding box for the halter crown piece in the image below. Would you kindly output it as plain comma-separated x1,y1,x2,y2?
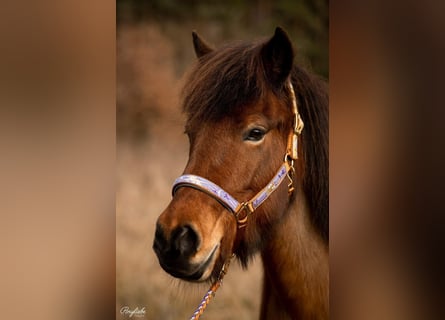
171,79,304,320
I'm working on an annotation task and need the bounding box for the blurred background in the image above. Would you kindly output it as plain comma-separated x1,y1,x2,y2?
1,1,445,320
116,1,327,319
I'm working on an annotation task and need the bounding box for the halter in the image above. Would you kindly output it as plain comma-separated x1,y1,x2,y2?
172,79,304,228
171,79,304,320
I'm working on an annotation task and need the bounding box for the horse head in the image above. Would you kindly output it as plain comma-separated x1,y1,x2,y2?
153,28,302,282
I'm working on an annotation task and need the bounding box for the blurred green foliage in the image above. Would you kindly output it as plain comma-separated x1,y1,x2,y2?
117,0,328,78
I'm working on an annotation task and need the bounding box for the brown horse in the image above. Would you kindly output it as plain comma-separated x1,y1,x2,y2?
153,27,328,319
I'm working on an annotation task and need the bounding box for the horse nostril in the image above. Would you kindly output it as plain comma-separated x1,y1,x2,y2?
153,224,168,254
172,225,199,257
153,224,200,259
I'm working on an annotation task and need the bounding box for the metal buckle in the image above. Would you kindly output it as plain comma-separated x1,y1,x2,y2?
287,168,295,195
294,113,304,135
284,153,295,195
234,202,254,228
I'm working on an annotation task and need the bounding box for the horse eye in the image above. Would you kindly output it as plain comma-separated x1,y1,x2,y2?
244,128,266,142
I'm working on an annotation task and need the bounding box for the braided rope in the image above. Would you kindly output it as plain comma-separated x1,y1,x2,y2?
189,254,235,320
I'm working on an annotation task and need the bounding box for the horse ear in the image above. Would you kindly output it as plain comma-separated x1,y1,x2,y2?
192,31,214,58
261,27,294,86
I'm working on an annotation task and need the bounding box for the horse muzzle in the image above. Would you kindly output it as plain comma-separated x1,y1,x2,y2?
153,223,219,282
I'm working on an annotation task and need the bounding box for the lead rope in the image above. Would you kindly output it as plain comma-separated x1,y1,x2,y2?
189,254,235,320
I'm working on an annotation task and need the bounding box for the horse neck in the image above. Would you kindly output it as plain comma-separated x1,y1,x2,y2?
260,189,329,320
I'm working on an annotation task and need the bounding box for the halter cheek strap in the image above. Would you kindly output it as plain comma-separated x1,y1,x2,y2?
171,80,302,228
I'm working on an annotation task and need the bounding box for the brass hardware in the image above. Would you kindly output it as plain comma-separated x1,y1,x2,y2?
287,172,295,195
295,113,304,134
234,202,254,228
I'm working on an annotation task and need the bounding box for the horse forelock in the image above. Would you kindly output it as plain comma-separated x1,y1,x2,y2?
181,39,329,243
182,42,266,131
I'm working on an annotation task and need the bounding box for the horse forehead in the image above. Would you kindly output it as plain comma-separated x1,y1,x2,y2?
186,92,287,138
194,120,235,142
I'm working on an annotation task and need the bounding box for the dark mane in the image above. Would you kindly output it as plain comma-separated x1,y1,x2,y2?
291,67,329,242
182,40,329,242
